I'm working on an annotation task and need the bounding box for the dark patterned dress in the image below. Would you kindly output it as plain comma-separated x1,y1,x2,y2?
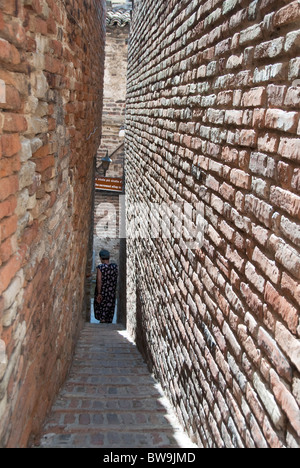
94,263,118,323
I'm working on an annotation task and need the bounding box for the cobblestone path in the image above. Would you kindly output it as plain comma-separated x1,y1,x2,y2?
35,324,196,448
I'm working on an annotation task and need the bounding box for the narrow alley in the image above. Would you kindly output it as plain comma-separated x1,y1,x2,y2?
35,324,196,449
1,0,300,450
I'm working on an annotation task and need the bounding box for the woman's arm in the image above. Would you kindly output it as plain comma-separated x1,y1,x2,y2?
96,268,102,303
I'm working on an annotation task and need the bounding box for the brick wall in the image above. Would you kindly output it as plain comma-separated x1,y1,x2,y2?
0,0,105,447
126,0,300,448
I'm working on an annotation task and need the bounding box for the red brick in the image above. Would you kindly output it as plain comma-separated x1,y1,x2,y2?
245,194,273,228
0,152,20,177
45,55,64,75
278,137,300,161
47,14,57,35
274,1,300,27
3,113,27,133
252,246,280,284
0,38,20,65
257,327,292,381
50,39,63,57
32,144,49,159
264,282,298,333
0,85,22,111
254,38,284,60
267,84,286,107
277,161,293,188
0,134,21,157
257,133,278,153
291,168,300,191
242,87,266,107
270,185,300,218
273,235,300,280
0,214,17,242
265,109,298,133
32,155,55,172
240,282,263,316
29,16,47,35
0,196,17,221
270,370,300,437
0,235,17,263
239,129,257,147
252,108,266,128
230,168,251,189
275,322,300,373
284,86,300,107
0,175,19,202
281,272,300,306
21,218,38,244
0,252,23,296
263,417,284,448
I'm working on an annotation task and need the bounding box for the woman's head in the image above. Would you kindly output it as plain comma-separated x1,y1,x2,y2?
99,249,110,261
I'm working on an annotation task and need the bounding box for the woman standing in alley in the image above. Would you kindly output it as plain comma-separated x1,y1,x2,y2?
94,249,118,323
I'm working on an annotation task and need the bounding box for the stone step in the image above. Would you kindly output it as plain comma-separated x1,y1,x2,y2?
51,395,170,412
65,375,159,385
38,430,181,448
41,410,178,432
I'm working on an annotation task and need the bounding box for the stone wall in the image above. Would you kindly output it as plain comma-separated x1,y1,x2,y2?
126,0,300,448
0,0,105,447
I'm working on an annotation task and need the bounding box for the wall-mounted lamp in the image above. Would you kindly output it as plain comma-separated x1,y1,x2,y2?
101,151,112,176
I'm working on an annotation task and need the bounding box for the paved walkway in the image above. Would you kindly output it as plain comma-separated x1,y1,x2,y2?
35,324,196,448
